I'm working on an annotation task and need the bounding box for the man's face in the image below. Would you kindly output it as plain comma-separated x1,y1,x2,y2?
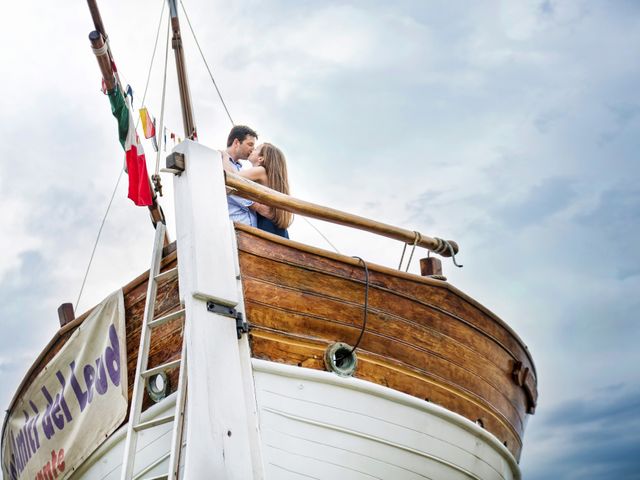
234,135,257,160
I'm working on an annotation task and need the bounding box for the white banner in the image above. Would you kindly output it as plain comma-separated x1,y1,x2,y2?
1,290,128,480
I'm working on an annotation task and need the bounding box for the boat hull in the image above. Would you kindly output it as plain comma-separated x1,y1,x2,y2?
237,226,536,461
3,226,536,478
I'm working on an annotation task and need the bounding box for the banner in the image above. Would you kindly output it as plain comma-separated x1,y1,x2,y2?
1,290,128,480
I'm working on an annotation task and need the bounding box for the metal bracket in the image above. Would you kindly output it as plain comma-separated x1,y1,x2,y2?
235,312,249,340
206,301,250,339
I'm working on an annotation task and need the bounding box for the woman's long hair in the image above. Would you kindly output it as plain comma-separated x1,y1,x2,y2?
261,143,293,229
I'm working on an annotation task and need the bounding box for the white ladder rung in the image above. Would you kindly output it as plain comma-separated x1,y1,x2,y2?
134,414,175,432
148,309,185,329
132,451,170,480
141,359,181,379
155,267,178,286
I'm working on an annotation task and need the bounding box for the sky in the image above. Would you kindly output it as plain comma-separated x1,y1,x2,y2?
0,0,639,478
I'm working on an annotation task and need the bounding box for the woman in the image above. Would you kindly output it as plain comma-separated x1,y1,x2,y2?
223,142,293,238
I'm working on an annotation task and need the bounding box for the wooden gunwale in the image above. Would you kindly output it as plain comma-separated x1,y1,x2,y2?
235,224,536,377
244,285,527,433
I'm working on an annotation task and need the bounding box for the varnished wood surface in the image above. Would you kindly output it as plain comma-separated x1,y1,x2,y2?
236,226,537,461
6,225,537,463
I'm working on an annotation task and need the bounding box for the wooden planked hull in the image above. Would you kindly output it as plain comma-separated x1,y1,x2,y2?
236,226,537,461
4,225,537,474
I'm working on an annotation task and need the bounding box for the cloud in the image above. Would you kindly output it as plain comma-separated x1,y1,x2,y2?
1,3,640,480
523,386,640,480
495,177,577,228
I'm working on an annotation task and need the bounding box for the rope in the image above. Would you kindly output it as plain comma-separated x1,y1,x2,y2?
75,168,124,311
179,0,235,125
429,275,447,281
405,231,421,272
154,17,171,177
432,237,463,268
137,0,167,128
302,217,340,254
91,44,108,56
398,231,421,272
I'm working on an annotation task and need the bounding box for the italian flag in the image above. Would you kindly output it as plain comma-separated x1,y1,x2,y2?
108,85,153,206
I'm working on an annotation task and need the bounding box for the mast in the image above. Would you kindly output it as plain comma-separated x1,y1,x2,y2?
167,0,197,140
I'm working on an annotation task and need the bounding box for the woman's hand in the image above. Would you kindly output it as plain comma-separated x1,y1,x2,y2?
250,202,275,219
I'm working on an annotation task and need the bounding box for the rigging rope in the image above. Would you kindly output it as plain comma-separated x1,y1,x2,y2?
154,17,171,177
398,231,421,272
75,169,124,311
138,0,167,127
179,0,235,125
302,217,341,254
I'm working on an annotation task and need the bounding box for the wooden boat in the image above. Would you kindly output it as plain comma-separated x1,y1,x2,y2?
1,2,537,479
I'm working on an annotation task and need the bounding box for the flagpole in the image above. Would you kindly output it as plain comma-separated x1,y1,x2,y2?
167,0,197,140
87,4,167,234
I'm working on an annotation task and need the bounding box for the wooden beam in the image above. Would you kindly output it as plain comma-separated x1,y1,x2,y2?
420,257,443,277
225,172,460,257
57,303,75,327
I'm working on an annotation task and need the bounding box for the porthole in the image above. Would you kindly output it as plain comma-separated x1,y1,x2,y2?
324,342,358,377
146,371,170,403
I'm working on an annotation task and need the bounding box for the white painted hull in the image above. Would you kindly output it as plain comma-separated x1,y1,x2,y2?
70,396,180,480
73,359,518,480
253,360,519,480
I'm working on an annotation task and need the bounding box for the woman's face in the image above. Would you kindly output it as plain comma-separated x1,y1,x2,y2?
248,144,264,167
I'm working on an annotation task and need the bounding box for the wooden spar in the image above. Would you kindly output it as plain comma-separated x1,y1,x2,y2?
86,3,167,234
87,0,107,39
88,31,115,91
225,171,460,257
168,0,197,139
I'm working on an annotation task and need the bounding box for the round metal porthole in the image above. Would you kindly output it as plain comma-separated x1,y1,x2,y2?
146,371,170,403
324,342,358,377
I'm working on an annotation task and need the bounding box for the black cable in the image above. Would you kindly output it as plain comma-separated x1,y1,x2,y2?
346,257,370,357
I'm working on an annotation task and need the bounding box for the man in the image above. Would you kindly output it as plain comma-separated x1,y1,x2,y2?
224,125,258,226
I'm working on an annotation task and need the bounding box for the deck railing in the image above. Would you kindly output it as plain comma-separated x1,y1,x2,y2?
224,171,459,257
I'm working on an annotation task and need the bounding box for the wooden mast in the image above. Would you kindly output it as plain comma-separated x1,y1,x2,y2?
86,0,166,230
167,0,197,140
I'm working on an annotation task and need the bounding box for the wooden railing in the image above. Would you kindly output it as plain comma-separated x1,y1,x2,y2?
224,171,459,257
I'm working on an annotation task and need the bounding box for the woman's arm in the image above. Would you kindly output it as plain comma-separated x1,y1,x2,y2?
236,165,267,183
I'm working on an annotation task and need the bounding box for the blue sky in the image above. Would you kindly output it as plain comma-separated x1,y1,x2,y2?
0,1,639,478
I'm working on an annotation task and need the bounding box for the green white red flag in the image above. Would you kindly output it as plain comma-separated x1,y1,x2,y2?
108,85,153,206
